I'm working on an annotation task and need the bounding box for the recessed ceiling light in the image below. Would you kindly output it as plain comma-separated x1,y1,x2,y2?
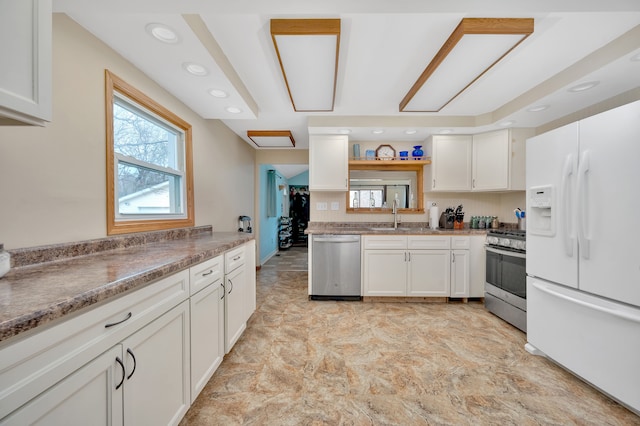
145,23,179,44
499,120,515,127
439,129,453,134
338,129,352,134
372,129,384,135
527,105,549,112
182,62,208,76
568,81,599,93
226,106,242,114
209,89,229,98
631,52,640,62
404,129,417,135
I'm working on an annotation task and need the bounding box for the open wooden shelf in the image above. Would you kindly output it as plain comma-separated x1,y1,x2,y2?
349,158,431,166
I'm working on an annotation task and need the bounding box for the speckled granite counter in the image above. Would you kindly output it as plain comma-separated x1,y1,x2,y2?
306,221,490,236
0,226,254,344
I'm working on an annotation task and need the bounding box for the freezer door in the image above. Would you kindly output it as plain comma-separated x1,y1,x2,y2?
578,100,640,307
526,122,579,288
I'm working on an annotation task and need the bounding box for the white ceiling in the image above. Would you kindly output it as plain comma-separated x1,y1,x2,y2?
54,0,640,150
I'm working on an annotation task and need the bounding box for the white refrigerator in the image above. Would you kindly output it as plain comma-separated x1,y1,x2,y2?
525,100,640,414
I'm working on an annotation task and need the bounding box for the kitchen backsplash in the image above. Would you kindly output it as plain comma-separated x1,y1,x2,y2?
310,191,525,225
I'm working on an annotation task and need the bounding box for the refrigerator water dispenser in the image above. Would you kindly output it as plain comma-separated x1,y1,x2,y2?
528,185,555,236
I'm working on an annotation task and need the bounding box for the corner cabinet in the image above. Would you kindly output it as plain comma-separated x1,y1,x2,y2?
0,0,52,125
425,129,530,192
309,134,349,191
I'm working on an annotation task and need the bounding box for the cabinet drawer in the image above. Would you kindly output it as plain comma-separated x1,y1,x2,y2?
363,235,407,250
408,236,450,250
225,246,245,273
190,255,223,295
0,270,189,419
451,236,470,250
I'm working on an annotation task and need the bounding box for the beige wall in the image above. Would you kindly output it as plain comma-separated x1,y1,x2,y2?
0,14,255,249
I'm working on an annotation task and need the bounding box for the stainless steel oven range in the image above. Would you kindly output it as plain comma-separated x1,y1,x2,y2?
485,229,527,332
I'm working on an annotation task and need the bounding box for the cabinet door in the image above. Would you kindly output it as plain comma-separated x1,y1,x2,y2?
407,250,451,296
363,250,407,296
0,0,51,125
450,250,470,297
472,130,509,190
190,281,224,403
2,345,123,426
225,264,247,353
123,301,190,426
309,134,348,191
245,240,257,318
430,135,473,191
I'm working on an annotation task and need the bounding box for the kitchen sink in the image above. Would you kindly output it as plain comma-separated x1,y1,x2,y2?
368,227,414,231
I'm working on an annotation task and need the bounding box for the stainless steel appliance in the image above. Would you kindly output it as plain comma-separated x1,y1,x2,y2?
311,234,361,301
484,229,526,331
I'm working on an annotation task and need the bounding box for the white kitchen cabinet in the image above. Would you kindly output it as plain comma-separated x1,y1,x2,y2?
450,250,470,297
0,0,52,125
363,235,462,297
1,346,123,426
224,244,249,353
469,235,487,297
245,239,257,315
189,255,224,403
123,300,191,426
425,129,530,192
424,135,473,191
309,134,349,191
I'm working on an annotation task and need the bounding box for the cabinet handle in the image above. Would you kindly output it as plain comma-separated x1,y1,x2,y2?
221,282,226,299
404,252,407,262
472,179,475,188
433,179,435,188
115,356,125,390
228,279,234,294
126,348,136,380
233,255,241,261
202,269,214,276
105,312,132,328
452,253,456,263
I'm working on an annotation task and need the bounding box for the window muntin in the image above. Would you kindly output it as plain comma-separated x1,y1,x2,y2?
106,70,194,235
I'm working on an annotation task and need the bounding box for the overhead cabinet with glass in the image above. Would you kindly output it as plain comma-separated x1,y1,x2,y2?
425,129,531,192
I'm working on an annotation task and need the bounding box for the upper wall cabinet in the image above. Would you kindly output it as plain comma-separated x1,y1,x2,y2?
425,129,531,192
0,0,52,126
309,134,349,191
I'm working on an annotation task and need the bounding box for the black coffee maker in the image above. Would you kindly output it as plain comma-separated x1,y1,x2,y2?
238,216,252,233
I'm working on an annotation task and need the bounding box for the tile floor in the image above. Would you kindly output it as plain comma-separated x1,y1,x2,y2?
180,246,639,425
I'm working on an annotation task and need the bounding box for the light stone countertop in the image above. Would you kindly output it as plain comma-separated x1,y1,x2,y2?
0,227,254,344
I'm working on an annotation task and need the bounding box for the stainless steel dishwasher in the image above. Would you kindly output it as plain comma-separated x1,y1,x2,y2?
311,234,361,301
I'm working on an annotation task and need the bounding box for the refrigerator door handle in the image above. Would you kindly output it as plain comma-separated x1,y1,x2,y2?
577,150,590,259
532,281,640,324
561,154,575,257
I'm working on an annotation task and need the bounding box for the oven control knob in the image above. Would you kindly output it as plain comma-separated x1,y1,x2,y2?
501,238,511,247
487,236,499,245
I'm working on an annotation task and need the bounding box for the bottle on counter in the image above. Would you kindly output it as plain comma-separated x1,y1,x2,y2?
0,244,10,278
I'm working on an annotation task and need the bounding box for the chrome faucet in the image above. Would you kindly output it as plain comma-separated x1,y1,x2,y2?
392,198,400,229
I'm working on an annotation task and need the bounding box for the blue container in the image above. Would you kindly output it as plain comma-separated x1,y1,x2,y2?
412,145,424,160
399,151,409,160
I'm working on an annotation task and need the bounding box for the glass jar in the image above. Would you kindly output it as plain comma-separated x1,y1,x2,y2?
478,216,486,229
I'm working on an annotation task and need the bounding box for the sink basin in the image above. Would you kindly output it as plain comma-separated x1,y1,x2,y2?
369,227,413,231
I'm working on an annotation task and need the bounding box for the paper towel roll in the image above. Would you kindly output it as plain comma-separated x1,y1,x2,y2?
429,203,439,229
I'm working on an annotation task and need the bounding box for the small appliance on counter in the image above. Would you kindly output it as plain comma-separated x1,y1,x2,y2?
238,215,252,233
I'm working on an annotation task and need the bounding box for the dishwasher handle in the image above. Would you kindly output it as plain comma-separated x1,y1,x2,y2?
313,236,360,243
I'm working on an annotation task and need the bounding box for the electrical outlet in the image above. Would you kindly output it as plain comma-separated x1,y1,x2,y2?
316,202,328,211
331,202,340,210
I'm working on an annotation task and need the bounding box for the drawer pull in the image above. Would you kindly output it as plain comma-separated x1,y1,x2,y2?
202,269,214,276
115,356,125,390
105,311,132,328
232,255,241,261
126,348,136,380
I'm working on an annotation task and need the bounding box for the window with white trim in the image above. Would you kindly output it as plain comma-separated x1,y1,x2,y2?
106,70,194,234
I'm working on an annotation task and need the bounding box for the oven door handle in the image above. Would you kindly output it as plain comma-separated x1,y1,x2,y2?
485,246,526,259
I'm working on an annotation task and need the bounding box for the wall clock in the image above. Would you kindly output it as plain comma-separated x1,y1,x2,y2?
375,144,396,160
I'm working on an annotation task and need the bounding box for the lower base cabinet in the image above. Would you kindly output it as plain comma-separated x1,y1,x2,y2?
3,301,190,426
363,235,470,298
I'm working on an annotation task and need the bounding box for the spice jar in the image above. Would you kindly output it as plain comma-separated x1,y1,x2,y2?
0,244,10,278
